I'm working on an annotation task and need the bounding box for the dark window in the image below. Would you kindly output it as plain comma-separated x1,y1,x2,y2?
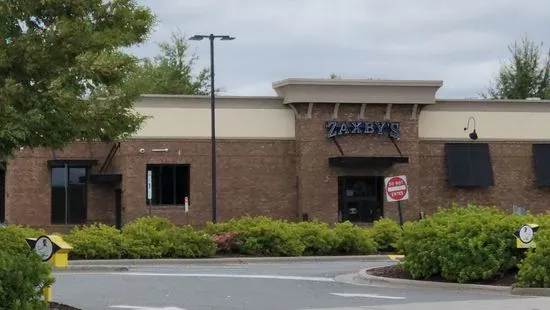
444,143,494,187
146,164,190,205
0,167,5,223
533,144,550,187
51,166,88,224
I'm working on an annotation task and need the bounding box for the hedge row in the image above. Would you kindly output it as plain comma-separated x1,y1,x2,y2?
0,226,53,309
398,204,550,287
8,204,550,288
60,216,402,259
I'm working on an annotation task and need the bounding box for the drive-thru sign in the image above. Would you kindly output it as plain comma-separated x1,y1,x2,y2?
384,175,409,202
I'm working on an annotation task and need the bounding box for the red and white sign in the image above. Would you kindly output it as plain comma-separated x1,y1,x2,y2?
384,175,409,202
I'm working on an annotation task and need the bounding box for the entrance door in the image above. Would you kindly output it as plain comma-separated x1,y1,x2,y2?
338,176,383,223
51,166,87,224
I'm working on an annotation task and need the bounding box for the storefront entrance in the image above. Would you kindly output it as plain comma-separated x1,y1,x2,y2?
338,176,383,223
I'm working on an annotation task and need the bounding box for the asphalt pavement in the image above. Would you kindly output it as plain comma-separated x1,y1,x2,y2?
51,260,549,310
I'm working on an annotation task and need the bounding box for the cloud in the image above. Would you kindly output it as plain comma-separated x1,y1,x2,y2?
133,0,550,99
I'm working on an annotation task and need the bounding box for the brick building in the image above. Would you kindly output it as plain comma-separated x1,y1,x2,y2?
3,78,550,231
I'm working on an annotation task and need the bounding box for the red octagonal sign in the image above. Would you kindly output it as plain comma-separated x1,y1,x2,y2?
384,175,409,202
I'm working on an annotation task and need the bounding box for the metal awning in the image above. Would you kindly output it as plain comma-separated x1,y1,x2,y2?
47,159,98,168
328,156,408,168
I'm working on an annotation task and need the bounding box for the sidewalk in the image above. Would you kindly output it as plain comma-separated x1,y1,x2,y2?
66,254,400,267
357,297,550,310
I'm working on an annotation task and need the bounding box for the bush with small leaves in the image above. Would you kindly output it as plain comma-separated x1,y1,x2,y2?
0,227,54,309
64,223,123,259
369,218,402,253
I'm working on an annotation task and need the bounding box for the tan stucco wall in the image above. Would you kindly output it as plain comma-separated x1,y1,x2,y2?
419,100,550,141
131,95,295,139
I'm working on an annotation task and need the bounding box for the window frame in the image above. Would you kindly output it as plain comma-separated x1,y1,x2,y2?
533,143,550,187
145,164,191,206
50,165,89,224
444,143,494,188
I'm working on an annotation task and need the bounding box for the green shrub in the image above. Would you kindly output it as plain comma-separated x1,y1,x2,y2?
0,228,54,309
333,221,377,255
369,218,402,253
516,229,550,288
207,216,305,256
64,223,123,259
2,225,45,253
295,220,339,255
121,216,175,258
167,226,217,258
399,204,529,283
239,218,305,256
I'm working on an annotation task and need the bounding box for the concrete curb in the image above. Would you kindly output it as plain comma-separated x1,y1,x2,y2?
511,287,550,297
355,267,512,295
53,265,129,273
68,255,396,266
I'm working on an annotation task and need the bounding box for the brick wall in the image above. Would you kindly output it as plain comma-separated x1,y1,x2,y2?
116,139,297,227
419,141,550,215
5,142,114,228
293,103,421,223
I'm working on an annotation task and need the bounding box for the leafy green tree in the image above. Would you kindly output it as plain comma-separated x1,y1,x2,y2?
482,37,550,99
125,30,210,95
0,0,155,157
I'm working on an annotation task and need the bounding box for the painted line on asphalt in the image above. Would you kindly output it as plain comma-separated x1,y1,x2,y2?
56,271,336,282
330,292,406,300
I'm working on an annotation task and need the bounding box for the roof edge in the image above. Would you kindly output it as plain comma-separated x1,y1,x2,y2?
436,99,550,104
139,94,281,100
272,78,444,89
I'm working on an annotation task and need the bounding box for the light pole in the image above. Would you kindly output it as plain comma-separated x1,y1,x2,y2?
189,34,235,224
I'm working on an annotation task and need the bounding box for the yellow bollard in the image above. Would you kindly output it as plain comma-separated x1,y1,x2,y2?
43,285,52,302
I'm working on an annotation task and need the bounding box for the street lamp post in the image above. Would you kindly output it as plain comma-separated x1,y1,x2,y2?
189,34,235,224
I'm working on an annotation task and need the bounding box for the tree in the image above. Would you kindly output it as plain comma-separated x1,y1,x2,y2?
329,73,341,79
0,0,156,157
124,30,210,95
482,37,550,99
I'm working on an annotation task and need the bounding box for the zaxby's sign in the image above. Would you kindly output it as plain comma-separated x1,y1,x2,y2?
326,121,401,139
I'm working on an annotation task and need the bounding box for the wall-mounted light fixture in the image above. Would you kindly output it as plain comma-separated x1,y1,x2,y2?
464,116,478,140
151,148,169,152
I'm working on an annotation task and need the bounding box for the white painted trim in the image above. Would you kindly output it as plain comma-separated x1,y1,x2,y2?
330,292,406,300
56,272,336,283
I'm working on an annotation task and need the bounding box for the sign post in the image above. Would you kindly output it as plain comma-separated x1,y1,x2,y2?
25,235,73,302
384,175,409,226
184,196,189,225
147,170,152,216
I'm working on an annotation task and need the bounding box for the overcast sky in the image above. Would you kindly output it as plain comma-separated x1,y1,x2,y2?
132,0,550,99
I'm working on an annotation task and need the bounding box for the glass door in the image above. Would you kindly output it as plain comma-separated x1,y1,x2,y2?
51,166,87,224
338,176,383,223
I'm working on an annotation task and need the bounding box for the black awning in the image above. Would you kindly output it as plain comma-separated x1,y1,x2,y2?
328,156,408,168
47,159,98,168
445,143,494,187
89,173,122,184
533,144,550,187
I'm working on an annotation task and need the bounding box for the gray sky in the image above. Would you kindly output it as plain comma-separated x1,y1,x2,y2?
132,0,550,99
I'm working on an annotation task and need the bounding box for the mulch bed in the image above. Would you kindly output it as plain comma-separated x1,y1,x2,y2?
49,302,81,310
368,264,517,286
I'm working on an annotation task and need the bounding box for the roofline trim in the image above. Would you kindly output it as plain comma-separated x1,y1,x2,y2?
272,78,444,89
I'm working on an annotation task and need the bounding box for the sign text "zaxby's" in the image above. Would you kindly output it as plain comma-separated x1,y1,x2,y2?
325,121,401,139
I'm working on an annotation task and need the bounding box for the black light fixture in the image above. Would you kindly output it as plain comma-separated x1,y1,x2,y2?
464,116,478,140
188,34,235,224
